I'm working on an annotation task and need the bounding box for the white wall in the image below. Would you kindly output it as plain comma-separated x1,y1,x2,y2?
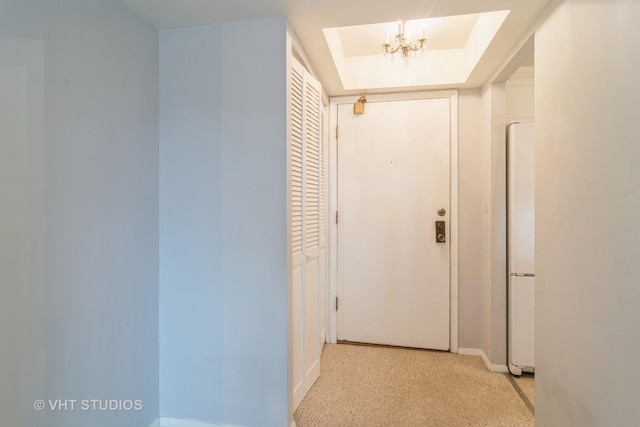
0,1,159,426
536,1,640,425
0,40,43,427
506,66,534,122
159,18,289,427
457,90,483,350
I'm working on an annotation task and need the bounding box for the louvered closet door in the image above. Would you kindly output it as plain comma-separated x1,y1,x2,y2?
302,74,321,399
290,58,323,410
290,63,305,409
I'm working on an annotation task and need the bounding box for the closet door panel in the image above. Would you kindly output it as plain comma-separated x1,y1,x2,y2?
289,56,325,408
290,63,306,410
301,73,321,395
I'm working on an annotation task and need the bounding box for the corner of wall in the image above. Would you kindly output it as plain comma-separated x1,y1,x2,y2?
479,82,508,367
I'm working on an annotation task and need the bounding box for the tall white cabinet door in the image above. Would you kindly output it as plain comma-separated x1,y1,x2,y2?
290,58,324,410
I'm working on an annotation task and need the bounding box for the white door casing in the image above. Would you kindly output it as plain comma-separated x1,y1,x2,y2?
329,92,459,351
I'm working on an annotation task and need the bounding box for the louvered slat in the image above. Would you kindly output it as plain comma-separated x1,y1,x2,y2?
319,107,326,245
304,82,321,250
291,67,304,257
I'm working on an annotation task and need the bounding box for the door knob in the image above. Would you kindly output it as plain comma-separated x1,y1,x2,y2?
435,221,446,243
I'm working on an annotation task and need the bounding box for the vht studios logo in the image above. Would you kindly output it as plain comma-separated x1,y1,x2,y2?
34,399,143,411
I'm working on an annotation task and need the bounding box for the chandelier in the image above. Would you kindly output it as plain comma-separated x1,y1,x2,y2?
382,21,426,64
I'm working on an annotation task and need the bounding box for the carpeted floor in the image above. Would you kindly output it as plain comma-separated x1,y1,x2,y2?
294,344,534,427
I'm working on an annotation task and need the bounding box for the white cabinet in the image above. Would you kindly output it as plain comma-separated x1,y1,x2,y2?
289,55,327,410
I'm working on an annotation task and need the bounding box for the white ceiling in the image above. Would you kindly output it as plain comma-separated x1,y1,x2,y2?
119,0,550,96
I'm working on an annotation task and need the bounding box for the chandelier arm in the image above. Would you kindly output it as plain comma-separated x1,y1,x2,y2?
384,45,402,55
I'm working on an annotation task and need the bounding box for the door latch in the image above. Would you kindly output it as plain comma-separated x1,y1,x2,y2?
435,221,446,243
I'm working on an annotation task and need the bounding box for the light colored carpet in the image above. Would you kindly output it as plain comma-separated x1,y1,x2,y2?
294,344,534,427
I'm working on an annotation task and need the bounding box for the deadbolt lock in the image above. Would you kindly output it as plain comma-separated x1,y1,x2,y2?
437,208,446,216
435,221,446,243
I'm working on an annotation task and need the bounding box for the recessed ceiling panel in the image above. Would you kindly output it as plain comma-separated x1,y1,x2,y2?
324,11,510,91
338,14,479,58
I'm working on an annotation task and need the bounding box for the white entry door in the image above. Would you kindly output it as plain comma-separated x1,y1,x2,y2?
337,97,451,350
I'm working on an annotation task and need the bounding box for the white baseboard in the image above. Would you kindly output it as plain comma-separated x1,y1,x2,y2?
160,417,243,427
149,419,161,427
458,348,509,373
290,421,297,427
479,350,509,373
458,348,483,357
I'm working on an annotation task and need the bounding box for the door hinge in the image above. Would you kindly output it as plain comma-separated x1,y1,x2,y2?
335,211,339,224
336,296,339,311
336,126,339,140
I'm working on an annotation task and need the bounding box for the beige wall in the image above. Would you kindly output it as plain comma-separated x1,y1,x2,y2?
457,90,483,349
479,82,508,366
506,66,534,122
536,1,640,424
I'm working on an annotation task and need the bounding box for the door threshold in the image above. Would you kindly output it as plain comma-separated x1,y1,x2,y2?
337,340,450,353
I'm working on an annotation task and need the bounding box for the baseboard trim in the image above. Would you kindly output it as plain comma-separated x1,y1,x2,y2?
458,348,509,372
149,419,161,427
160,417,243,427
290,421,297,427
479,350,509,373
458,348,483,357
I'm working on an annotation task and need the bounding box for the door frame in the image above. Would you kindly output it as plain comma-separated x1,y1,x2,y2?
327,90,459,353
